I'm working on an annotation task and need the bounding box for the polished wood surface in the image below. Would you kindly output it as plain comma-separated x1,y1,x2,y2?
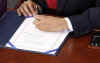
0,34,99,63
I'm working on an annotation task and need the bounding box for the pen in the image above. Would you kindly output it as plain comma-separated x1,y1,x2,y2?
34,5,42,21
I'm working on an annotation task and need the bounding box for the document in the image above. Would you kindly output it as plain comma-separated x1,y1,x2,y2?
6,17,70,55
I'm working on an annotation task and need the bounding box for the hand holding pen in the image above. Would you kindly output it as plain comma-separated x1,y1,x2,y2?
17,0,41,19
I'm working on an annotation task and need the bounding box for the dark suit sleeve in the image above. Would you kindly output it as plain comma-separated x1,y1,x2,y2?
69,0,100,37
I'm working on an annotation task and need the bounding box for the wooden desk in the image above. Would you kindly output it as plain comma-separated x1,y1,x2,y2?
0,34,99,63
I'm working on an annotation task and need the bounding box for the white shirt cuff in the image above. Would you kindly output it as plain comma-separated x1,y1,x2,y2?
64,17,73,32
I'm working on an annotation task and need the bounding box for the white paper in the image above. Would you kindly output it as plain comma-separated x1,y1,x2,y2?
6,17,70,54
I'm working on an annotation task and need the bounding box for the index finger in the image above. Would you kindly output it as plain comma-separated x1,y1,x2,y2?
28,4,37,16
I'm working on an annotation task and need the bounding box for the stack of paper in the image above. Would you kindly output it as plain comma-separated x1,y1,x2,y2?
6,17,70,55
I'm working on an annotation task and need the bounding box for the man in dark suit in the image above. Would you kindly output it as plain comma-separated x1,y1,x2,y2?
0,0,98,37
0,0,99,45
16,0,99,37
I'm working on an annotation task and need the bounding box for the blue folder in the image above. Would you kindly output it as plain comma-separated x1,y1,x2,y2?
0,11,25,46
0,10,69,55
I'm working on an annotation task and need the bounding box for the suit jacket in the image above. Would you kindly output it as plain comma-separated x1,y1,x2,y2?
31,0,100,37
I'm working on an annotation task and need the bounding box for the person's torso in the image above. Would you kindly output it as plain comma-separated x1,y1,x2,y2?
35,0,95,16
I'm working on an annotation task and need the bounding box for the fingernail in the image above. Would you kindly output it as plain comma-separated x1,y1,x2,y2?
29,14,32,17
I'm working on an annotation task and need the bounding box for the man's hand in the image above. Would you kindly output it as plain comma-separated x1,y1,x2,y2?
17,0,41,17
34,15,68,32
